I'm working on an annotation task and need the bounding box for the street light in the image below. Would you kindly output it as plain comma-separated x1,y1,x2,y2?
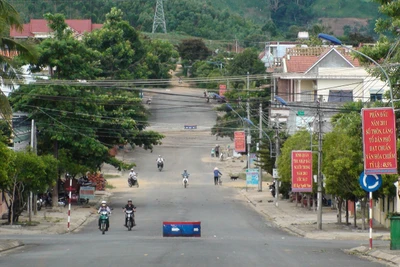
318,33,394,108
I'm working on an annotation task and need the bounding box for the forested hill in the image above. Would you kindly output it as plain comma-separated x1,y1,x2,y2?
8,0,381,41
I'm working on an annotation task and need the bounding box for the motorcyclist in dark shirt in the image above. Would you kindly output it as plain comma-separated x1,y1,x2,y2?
123,199,136,227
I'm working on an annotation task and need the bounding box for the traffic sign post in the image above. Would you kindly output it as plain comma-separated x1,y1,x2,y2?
359,172,383,250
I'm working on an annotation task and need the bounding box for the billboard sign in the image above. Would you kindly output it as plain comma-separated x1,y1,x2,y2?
362,107,397,174
234,131,246,152
79,186,95,200
219,84,227,96
291,150,313,192
246,168,259,186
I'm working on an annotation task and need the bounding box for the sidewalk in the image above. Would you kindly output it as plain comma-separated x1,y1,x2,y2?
0,191,111,253
240,187,400,266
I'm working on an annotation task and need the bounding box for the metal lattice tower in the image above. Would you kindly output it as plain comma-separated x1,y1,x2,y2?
152,0,167,33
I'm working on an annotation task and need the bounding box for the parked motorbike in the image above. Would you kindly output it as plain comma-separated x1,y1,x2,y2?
269,182,276,198
99,211,109,235
124,209,136,231
37,198,43,211
128,175,139,188
182,174,189,188
146,98,152,105
157,161,163,172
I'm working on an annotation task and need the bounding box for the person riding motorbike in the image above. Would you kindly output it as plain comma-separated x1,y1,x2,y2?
128,168,137,185
156,155,164,168
98,200,111,230
213,167,222,185
123,199,136,227
182,170,190,186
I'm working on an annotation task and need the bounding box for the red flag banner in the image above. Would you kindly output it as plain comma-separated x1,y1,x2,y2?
291,151,313,192
362,107,397,174
234,131,246,152
219,84,227,96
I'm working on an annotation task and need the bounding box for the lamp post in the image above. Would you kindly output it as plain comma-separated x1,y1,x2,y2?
318,33,394,109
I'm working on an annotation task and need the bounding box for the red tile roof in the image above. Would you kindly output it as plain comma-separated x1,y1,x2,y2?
10,19,103,38
284,48,360,73
286,55,317,73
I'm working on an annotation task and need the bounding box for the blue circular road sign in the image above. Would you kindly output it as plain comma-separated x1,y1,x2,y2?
359,172,382,192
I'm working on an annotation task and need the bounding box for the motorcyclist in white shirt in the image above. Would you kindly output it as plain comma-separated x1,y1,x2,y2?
128,168,137,184
156,155,164,168
182,169,190,186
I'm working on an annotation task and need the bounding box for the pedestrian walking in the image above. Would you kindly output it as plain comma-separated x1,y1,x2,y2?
215,144,220,158
213,167,222,185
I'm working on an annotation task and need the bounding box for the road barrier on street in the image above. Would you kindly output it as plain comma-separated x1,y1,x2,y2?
163,221,201,237
184,125,197,129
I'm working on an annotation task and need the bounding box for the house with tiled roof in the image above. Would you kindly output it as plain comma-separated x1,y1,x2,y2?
272,46,388,104
269,46,388,135
10,19,103,40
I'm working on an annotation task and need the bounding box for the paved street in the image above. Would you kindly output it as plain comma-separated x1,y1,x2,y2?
0,86,390,266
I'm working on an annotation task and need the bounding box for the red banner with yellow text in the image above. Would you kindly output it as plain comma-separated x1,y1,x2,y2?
362,107,397,174
291,151,313,192
234,131,246,153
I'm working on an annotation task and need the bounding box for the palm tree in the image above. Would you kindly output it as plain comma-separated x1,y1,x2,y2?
0,0,37,126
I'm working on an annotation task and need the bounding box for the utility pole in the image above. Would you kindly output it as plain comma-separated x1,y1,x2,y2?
258,103,262,192
29,120,36,221
317,102,323,230
152,0,167,33
246,72,249,97
274,114,280,206
247,100,251,173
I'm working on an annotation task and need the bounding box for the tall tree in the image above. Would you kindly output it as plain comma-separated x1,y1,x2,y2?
0,0,37,125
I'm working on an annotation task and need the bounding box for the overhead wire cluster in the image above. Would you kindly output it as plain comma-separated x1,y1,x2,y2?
8,69,387,146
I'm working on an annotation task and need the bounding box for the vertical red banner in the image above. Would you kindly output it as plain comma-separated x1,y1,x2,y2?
362,107,397,174
219,84,227,97
234,131,246,152
291,151,313,192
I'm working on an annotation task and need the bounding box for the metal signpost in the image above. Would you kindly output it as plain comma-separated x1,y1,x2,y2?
359,172,382,250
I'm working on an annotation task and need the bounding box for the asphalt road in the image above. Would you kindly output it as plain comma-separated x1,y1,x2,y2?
0,89,386,267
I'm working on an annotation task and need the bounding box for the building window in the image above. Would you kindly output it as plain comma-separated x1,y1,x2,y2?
370,93,382,102
328,90,353,102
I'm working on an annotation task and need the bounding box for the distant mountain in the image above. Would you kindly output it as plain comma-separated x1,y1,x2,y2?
8,0,381,41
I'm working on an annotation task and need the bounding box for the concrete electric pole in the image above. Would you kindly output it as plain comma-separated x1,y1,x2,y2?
247,100,251,172
274,114,280,206
317,102,323,230
258,103,262,192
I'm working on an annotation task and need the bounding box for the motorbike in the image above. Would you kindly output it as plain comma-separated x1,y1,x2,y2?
269,182,276,197
182,174,189,188
128,175,139,188
99,211,109,235
37,198,43,211
125,209,136,231
157,161,163,172
218,174,222,185
146,98,152,105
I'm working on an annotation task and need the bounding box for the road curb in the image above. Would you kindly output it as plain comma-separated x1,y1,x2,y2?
0,240,24,253
240,191,306,237
346,246,400,266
